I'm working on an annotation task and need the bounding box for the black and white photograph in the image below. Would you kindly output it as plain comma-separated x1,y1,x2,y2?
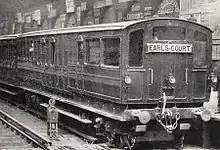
0,0,220,149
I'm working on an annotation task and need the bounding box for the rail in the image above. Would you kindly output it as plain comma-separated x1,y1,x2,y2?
0,110,52,150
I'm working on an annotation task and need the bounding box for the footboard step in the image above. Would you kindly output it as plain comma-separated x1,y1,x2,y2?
40,103,92,124
0,87,17,95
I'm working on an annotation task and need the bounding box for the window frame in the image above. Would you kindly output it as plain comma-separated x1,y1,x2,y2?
29,40,35,63
128,28,144,68
193,30,208,67
36,40,41,65
0,42,1,59
152,26,186,41
84,37,101,67
194,30,207,42
3,41,7,61
101,36,121,69
41,37,46,66
77,40,84,65
50,37,56,66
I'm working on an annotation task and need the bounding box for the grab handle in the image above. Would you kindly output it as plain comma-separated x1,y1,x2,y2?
149,68,154,85
185,68,188,85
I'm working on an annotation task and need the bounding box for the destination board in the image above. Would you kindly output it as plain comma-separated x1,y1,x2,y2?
147,43,192,53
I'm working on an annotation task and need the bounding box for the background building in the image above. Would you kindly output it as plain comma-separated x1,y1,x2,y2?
0,0,180,34
0,0,220,60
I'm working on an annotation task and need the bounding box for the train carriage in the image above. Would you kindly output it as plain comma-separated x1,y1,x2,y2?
0,17,214,149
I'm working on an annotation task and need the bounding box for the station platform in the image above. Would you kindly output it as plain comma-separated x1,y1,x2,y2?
0,90,219,150
204,90,220,121
0,99,97,150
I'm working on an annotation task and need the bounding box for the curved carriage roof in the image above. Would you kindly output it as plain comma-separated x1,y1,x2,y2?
0,17,212,39
0,34,20,40
21,17,212,37
21,20,142,37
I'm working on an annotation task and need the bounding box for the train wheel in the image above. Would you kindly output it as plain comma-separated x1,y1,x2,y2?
115,135,135,150
173,132,184,150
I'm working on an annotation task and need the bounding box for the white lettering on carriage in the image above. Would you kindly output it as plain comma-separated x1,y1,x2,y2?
147,43,192,53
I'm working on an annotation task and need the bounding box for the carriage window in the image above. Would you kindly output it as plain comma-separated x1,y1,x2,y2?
41,38,46,65
0,44,2,61
36,41,40,65
26,40,30,61
30,41,34,62
153,26,185,40
194,31,207,41
21,39,25,61
86,39,100,64
0,43,2,61
129,30,143,67
33,41,38,63
103,38,120,66
8,42,12,61
78,42,84,64
0,43,1,56
51,42,55,65
3,44,6,61
193,31,207,66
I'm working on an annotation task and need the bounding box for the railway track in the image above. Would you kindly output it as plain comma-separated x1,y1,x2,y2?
0,98,107,150
0,114,43,150
0,97,172,150
0,109,51,150
0,87,219,150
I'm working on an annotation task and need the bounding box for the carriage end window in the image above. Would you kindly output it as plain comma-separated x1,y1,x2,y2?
129,30,143,67
193,31,207,66
86,39,100,64
194,31,207,41
103,38,120,66
153,26,185,40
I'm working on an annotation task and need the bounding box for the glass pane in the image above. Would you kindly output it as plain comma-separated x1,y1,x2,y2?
58,51,62,66
68,49,73,63
64,51,68,66
152,26,185,40
41,44,46,65
103,38,120,66
78,42,84,64
86,39,100,64
129,30,143,67
194,31,207,41
193,31,207,66
22,40,25,61
46,41,50,65
51,43,55,65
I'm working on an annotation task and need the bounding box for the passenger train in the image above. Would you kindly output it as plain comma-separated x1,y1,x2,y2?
0,17,215,149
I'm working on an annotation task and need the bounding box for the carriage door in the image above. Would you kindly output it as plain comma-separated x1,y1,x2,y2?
127,29,144,101
76,39,84,91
